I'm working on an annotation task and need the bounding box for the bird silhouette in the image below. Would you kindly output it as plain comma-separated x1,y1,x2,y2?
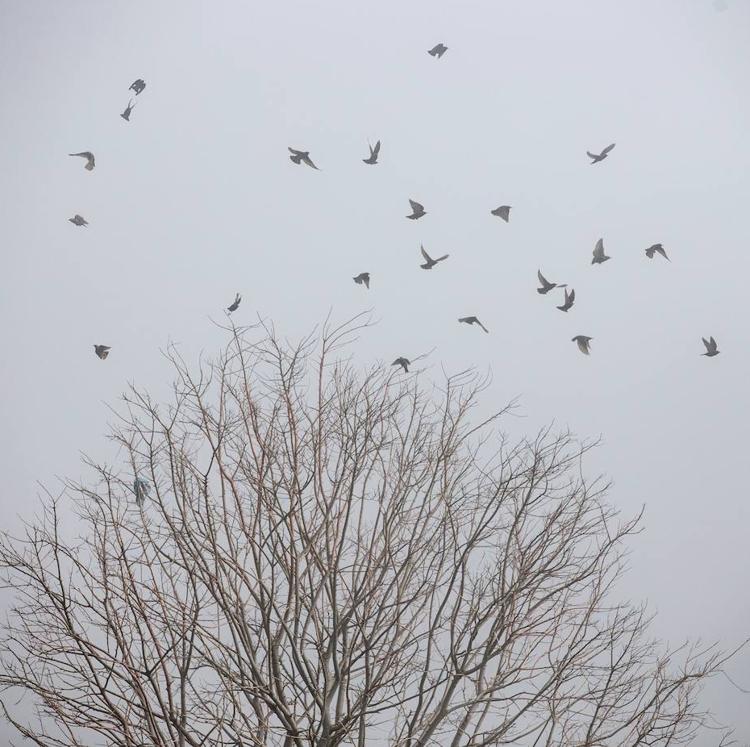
572,336,592,355
458,316,489,333
69,214,88,227
129,79,146,95
288,147,319,169
69,151,95,171
406,199,426,219
587,143,616,164
353,272,370,288
227,293,241,313
363,141,380,165
537,270,566,294
557,288,575,312
94,345,111,360
491,205,511,222
428,43,448,58
591,238,611,265
420,245,449,269
701,336,719,357
392,357,410,372
645,243,669,261
120,99,135,121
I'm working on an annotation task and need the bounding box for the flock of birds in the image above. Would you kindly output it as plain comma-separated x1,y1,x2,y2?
68,59,722,372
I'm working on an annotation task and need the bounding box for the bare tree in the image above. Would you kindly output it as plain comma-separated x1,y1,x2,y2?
0,317,741,747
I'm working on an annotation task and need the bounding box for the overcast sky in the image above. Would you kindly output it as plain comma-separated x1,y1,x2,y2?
1,0,749,741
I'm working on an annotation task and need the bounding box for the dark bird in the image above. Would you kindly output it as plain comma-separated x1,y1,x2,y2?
645,243,670,261
406,199,426,219
591,238,611,265
458,316,489,333
587,143,616,164
227,293,241,313
537,270,567,295
363,140,381,165
491,205,511,222
353,272,370,288
69,151,95,171
420,245,449,269
133,476,151,507
129,78,146,95
69,214,88,227
557,288,575,312
288,147,319,170
572,335,592,355
120,99,135,121
392,357,410,373
94,345,111,360
701,336,719,357
428,43,448,58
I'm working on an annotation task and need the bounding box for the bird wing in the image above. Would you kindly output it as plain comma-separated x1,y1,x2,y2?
709,336,717,349
593,238,604,257
288,147,302,156
568,288,575,303
537,270,549,287
702,337,711,351
602,143,616,155
409,199,423,212
372,140,381,158
586,151,598,159
458,317,469,323
302,154,319,169
435,254,449,262
478,320,489,333
420,245,432,262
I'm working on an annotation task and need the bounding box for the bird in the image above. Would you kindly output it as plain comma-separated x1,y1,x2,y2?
69,151,95,171
645,243,670,261
572,336,592,355
120,99,135,121
227,293,241,313
587,143,616,164
353,272,370,288
591,238,611,265
392,357,410,373
701,336,720,357
363,141,380,165
133,476,151,507
537,270,567,295
420,245,449,269
491,205,511,222
428,43,448,58
458,316,489,333
557,288,575,312
406,199,426,219
288,147,319,170
129,78,146,95
94,345,111,360
68,214,88,227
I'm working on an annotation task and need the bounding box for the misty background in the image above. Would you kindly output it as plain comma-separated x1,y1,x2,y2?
0,0,748,741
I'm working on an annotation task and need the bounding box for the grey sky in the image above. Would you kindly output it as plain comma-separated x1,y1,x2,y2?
1,0,749,740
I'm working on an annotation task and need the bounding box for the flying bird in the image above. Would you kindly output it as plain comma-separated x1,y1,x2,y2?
94,345,111,360
491,205,511,222
428,43,448,58
288,147,319,169
458,316,489,333
557,288,575,312
572,336,592,355
701,336,719,357
406,199,426,219
537,270,567,295
353,272,370,288
69,151,95,171
120,99,135,121
133,476,151,507
420,245,449,269
645,243,669,261
587,143,616,164
129,78,146,95
69,214,88,227
392,357,410,373
227,293,241,313
363,140,381,165
591,238,611,265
